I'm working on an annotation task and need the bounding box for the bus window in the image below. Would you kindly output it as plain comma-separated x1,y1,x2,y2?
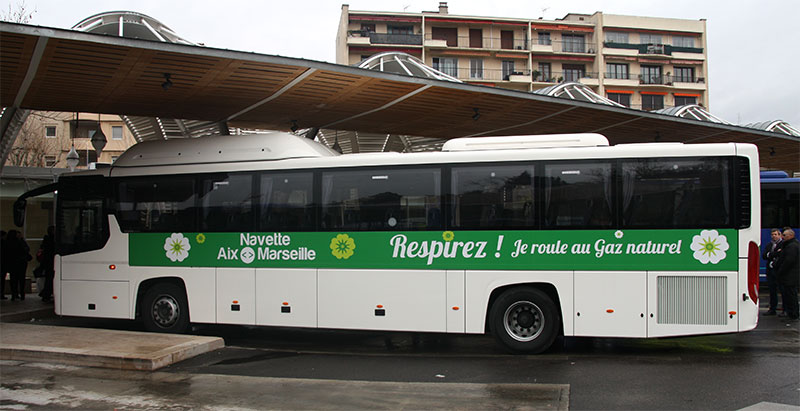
259,172,314,231
451,164,535,229
544,162,612,228
117,176,197,232
199,173,255,232
621,158,731,228
57,176,109,255
322,167,441,231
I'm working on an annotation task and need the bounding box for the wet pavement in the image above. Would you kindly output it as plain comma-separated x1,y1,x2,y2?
1,290,798,409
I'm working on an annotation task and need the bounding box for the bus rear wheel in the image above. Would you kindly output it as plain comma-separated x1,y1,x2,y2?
490,287,559,354
141,283,190,334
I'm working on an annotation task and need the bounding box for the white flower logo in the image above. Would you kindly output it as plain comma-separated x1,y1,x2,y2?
615,230,624,239
164,233,191,262
690,229,729,264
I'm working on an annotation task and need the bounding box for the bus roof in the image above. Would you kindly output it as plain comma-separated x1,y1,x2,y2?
112,132,339,167
760,170,800,184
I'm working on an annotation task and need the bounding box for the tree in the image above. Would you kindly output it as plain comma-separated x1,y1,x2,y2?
0,1,36,23
7,112,64,168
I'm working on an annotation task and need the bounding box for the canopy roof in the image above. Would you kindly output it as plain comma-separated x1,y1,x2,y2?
533,82,625,108
1,21,798,172
744,120,800,137
653,104,730,125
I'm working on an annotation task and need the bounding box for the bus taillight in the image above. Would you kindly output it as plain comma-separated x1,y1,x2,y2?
747,241,759,304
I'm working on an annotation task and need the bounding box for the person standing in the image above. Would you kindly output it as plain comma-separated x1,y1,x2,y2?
0,230,8,300
761,228,783,315
38,226,56,303
6,230,31,301
775,229,799,321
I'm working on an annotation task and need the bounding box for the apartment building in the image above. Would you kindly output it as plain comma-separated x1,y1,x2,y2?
6,112,137,169
336,3,709,111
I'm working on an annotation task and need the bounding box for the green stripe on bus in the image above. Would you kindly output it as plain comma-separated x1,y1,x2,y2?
129,229,738,271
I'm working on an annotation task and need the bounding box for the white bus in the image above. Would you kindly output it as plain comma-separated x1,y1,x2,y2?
15,132,762,353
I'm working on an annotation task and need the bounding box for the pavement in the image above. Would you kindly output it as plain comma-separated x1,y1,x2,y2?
1,290,797,410
0,294,223,371
0,293,571,409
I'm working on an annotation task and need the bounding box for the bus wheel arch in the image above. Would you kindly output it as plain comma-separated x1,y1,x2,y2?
137,277,190,334
487,283,562,354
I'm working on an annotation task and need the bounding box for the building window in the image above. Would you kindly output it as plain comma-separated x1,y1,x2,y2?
639,33,662,45
642,94,664,111
674,95,697,106
562,34,585,53
605,32,628,44
111,156,119,163
112,125,123,140
469,28,482,48
502,61,515,80
673,67,695,83
563,64,585,82
606,63,629,80
640,65,662,84
470,59,483,79
673,36,694,48
78,148,98,167
360,24,375,33
387,25,413,34
537,62,551,81
45,126,56,138
432,57,458,77
607,93,631,107
45,155,57,167
538,32,551,45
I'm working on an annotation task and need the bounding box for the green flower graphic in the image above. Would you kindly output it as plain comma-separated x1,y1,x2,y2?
196,233,206,244
330,234,356,260
442,231,455,242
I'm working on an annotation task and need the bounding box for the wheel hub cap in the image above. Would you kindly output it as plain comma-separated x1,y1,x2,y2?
503,300,544,342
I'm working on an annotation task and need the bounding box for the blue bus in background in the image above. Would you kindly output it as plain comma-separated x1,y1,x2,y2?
760,171,800,279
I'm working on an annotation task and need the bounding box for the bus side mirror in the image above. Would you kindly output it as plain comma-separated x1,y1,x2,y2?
13,199,26,227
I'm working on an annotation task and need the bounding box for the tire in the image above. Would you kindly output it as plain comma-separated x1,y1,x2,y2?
489,287,560,354
141,282,190,334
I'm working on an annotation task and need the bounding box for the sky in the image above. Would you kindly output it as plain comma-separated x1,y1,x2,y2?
3,0,799,127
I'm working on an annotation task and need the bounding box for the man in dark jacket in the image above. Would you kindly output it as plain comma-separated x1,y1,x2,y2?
775,229,799,320
762,228,783,315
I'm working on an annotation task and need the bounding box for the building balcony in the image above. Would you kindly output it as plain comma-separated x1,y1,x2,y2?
348,30,423,46
424,35,529,51
603,42,704,56
638,74,706,87
532,71,598,84
604,74,639,87
531,40,596,54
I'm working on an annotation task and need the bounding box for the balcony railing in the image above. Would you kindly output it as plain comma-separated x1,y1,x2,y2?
638,74,706,85
603,41,704,55
348,30,422,45
531,39,596,54
424,35,529,50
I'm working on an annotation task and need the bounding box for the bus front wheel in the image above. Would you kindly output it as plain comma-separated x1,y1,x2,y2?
489,287,559,354
141,283,190,334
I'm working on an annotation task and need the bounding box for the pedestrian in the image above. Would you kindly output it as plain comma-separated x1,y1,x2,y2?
0,230,7,300
761,228,783,315
38,226,56,303
5,230,32,301
775,228,799,321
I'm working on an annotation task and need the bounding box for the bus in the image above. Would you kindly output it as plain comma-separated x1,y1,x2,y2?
759,171,800,277
14,132,762,353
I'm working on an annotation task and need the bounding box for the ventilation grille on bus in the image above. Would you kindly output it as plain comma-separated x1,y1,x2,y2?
657,276,727,325
736,157,751,229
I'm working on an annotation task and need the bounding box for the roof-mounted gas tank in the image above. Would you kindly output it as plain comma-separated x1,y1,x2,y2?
442,133,609,152
113,132,338,167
